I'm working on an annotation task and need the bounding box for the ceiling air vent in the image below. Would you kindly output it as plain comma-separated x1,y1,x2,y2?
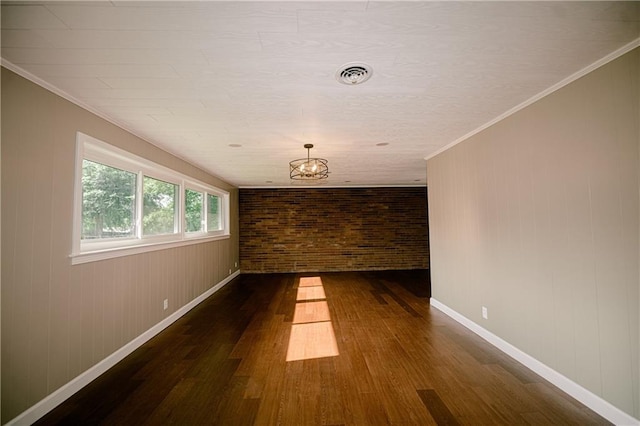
336,62,372,85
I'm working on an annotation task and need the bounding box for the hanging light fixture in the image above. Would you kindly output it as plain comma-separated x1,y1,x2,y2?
289,144,329,180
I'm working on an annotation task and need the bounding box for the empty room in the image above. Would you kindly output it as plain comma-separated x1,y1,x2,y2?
1,1,639,425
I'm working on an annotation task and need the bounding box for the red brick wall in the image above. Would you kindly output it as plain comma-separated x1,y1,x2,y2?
239,187,429,273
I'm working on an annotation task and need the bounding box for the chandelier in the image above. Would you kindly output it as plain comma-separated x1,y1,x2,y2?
289,144,329,180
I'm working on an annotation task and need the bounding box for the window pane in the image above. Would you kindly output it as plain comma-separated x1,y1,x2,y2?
143,176,178,236
185,189,204,232
82,159,136,240
207,194,222,232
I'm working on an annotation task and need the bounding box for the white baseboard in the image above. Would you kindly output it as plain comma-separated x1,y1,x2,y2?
430,298,640,426
7,270,241,426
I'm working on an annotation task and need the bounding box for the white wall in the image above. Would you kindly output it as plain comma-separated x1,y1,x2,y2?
427,48,639,419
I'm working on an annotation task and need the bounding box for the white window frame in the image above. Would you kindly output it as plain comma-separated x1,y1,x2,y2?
71,132,230,265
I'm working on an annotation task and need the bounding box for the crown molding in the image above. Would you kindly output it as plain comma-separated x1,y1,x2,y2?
1,58,155,144
0,58,232,187
425,37,640,162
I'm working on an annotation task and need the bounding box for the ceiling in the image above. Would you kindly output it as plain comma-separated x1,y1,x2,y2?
2,1,639,187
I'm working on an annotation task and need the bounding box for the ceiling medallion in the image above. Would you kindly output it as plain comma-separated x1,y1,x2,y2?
336,62,373,85
289,144,329,181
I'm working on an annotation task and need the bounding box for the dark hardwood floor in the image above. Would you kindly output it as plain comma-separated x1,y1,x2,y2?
36,270,609,425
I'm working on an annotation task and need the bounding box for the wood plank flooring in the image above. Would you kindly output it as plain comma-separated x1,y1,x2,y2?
36,270,610,425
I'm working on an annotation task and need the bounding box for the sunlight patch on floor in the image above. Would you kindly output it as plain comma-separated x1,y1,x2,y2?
292,300,331,324
299,276,323,287
286,321,340,361
296,285,326,301
286,276,340,362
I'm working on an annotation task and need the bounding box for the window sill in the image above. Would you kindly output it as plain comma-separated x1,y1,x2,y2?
70,234,230,265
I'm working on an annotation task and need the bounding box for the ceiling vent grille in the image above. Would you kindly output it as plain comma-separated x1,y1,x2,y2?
336,62,372,85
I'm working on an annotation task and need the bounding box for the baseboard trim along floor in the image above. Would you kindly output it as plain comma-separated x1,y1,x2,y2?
430,298,639,426
6,270,241,426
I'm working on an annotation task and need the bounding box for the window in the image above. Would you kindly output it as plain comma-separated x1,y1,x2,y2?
82,160,136,240
143,176,179,236
72,132,230,264
185,189,204,233
207,193,222,232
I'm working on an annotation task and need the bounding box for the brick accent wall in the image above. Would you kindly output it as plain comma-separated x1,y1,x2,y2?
239,187,429,273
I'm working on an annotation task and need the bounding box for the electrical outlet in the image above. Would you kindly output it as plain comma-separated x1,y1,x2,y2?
482,306,488,319
234,261,238,268
163,299,168,310
229,268,232,275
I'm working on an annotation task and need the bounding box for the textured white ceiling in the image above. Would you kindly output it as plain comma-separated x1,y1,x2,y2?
2,1,639,187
